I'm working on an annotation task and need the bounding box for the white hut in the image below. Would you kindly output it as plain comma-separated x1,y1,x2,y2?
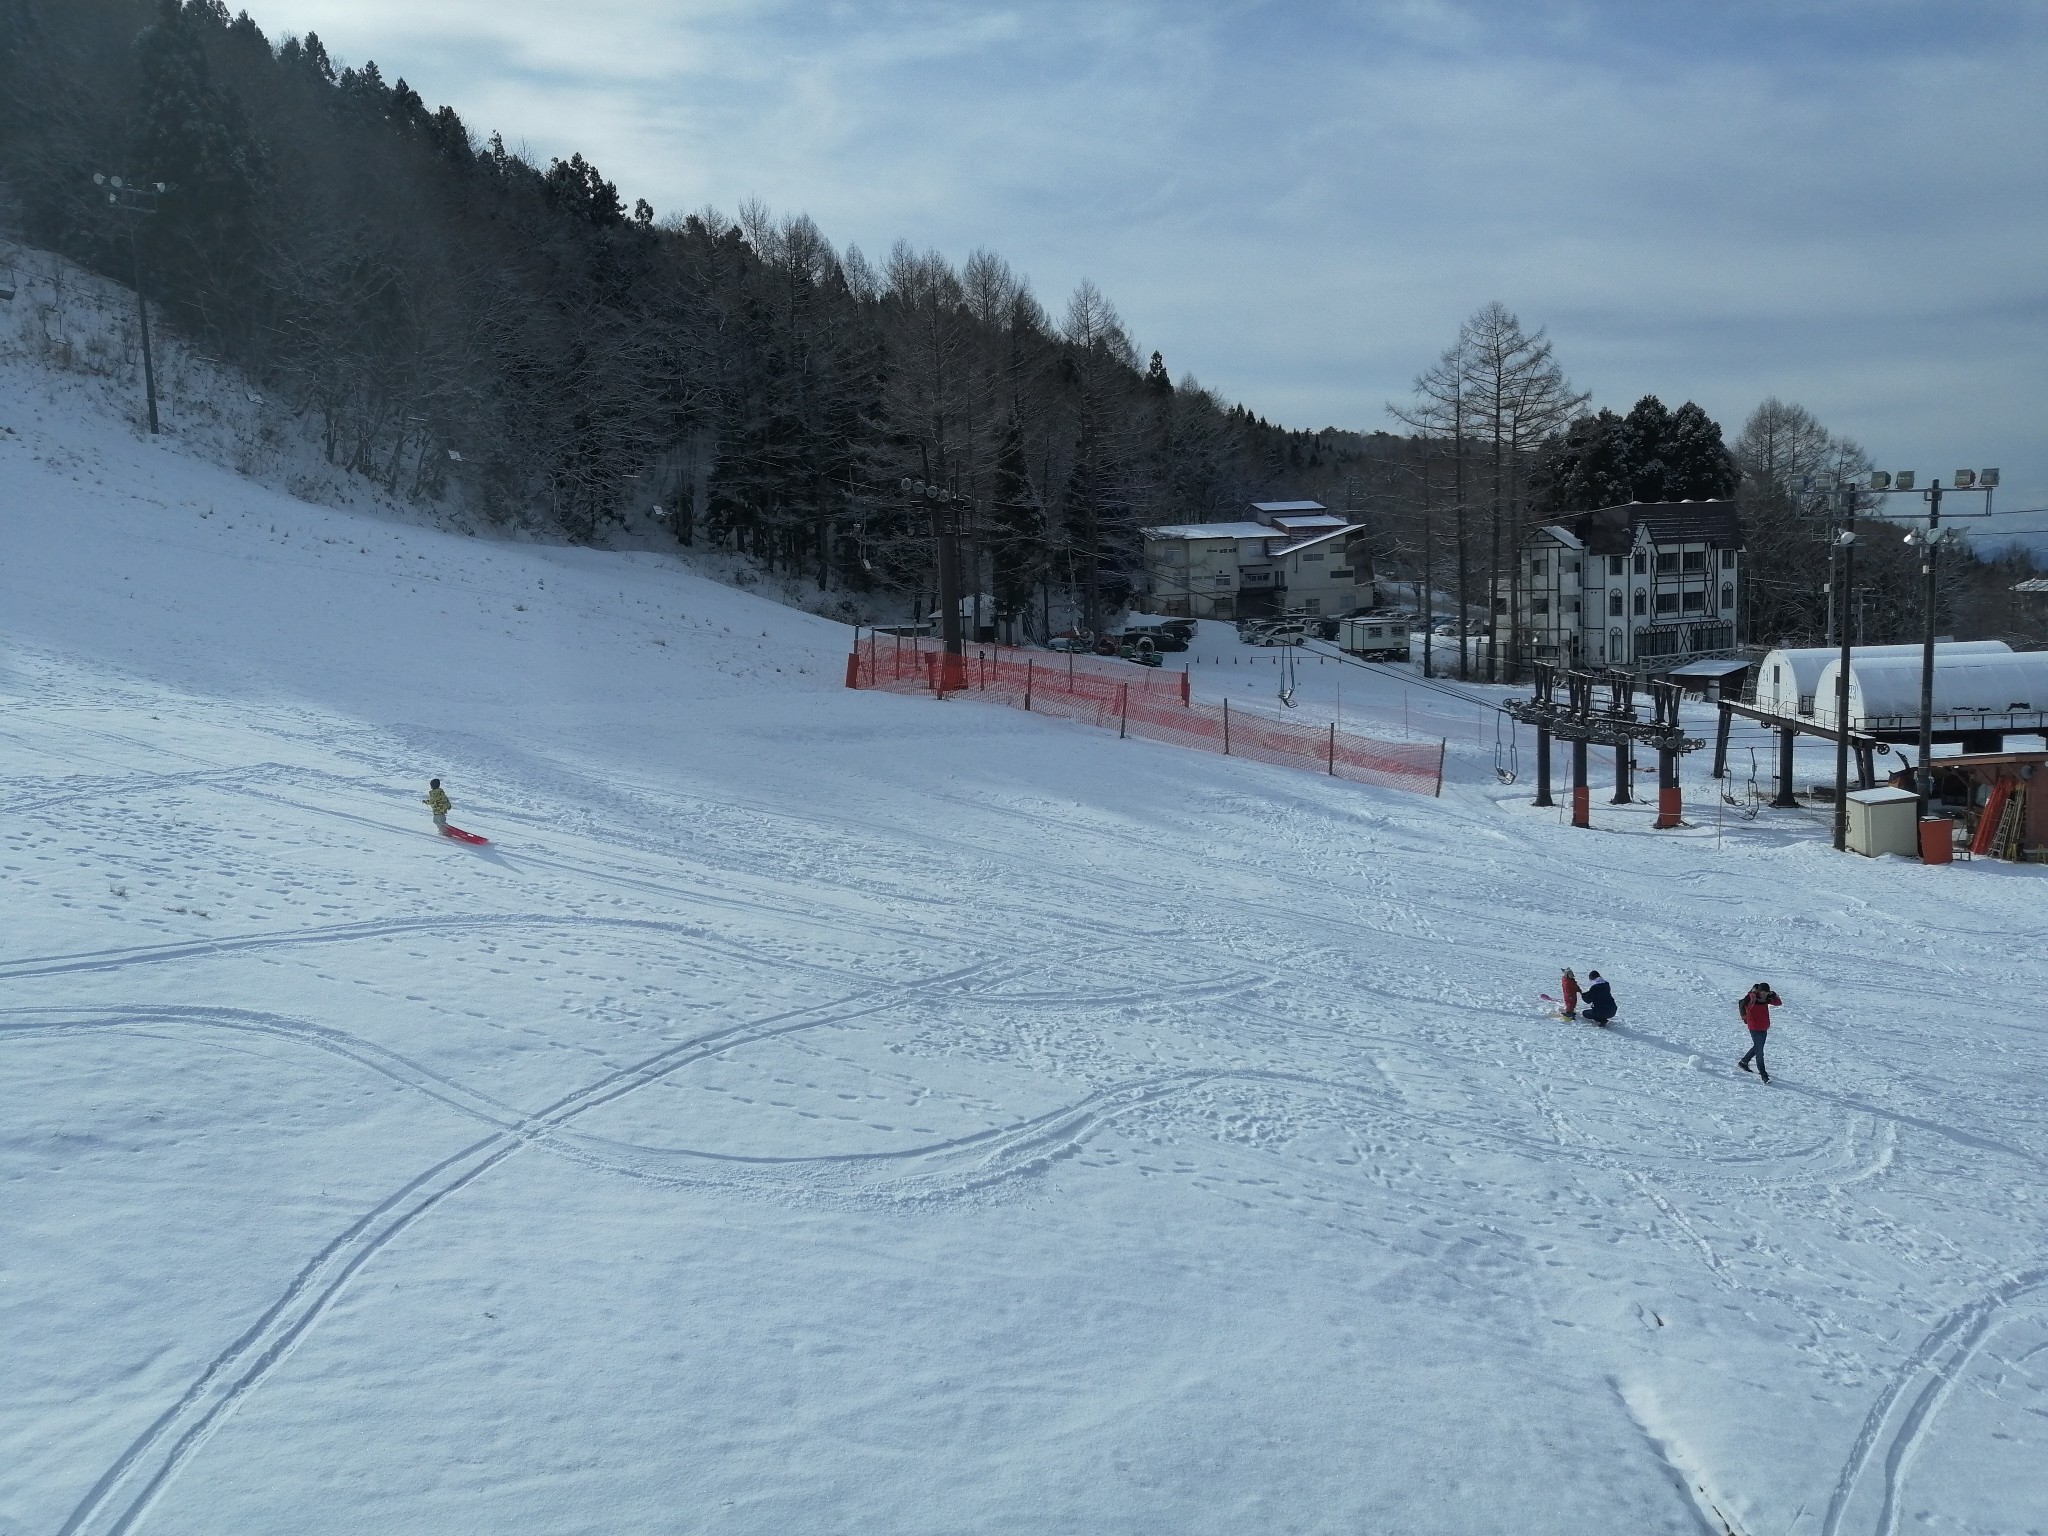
1756,641,2010,719
1818,649,2048,734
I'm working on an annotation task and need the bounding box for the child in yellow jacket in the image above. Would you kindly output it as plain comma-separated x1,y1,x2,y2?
424,779,451,834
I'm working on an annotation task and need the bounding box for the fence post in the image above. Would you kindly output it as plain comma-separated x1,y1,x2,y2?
1437,740,1447,797
1223,698,1230,755
844,649,861,689
1328,722,1336,775
1180,669,1191,706
1024,659,1033,711
1120,682,1129,738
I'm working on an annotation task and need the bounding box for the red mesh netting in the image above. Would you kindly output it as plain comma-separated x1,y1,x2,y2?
847,635,1442,796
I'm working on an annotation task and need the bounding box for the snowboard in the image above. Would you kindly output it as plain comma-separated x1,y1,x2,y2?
442,825,490,845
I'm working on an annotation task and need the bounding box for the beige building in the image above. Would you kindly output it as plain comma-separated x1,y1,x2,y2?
1139,501,1371,620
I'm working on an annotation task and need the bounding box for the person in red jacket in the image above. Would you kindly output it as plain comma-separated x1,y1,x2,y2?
1737,983,1782,1082
1560,968,1581,1020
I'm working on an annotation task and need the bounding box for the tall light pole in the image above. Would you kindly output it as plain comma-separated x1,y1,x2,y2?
1831,527,1856,851
93,173,167,436
1864,467,1998,826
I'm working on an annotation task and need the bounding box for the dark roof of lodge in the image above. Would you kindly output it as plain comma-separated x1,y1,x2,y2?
1572,500,1742,555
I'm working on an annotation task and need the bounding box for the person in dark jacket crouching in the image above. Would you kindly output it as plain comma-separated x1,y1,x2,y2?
1581,971,1617,1026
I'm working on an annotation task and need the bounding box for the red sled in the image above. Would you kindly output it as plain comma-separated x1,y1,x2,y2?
441,825,490,845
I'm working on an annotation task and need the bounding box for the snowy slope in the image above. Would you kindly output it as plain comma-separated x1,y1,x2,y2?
5,282,2048,1536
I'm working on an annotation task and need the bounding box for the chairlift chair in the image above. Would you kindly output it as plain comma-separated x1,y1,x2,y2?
1723,748,1763,820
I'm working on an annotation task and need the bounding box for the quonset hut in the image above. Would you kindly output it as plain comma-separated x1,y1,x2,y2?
1816,649,2048,751
1755,641,2011,722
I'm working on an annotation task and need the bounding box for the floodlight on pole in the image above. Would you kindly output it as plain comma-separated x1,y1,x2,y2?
92,171,168,435
1855,465,2001,850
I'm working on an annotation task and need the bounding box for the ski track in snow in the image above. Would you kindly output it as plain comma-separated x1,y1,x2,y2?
1820,1267,2048,1536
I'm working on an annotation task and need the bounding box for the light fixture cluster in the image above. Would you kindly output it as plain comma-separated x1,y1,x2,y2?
1869,468,1999,491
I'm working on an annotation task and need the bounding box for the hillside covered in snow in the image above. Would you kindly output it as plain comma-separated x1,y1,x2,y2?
4,272,2047,1536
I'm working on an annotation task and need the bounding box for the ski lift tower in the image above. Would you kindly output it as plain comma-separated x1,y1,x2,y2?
1506,664,1702,829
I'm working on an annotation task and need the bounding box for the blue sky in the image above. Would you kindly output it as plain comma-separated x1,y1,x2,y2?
255,0,2048,542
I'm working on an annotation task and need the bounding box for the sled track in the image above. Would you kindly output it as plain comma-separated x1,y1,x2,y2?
0,911,1264,1007
7,1002,1889,1202
1820,1265,2048,1536
48,985,909,1536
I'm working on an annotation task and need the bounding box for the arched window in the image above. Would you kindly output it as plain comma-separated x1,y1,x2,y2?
1720,582,1733,612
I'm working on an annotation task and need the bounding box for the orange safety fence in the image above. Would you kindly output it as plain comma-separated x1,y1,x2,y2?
846,633,1444,796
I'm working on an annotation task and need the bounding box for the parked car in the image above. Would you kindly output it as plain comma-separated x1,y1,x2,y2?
1120,623,1190,652
1244,621,1311,647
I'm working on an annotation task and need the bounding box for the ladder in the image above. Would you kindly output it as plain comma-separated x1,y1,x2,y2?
1996,785,2027,861
1970,777,2017,857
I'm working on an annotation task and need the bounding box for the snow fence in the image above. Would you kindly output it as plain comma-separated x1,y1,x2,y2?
846,634,1445,797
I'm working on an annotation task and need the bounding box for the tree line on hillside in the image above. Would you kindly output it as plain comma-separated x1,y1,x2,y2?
0,0,1402,636
2,0,2037,657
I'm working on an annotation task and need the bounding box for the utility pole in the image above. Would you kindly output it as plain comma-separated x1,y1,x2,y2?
903,475,970,691
1860,466,1998,838
1914,480,1943,821
93,174,167,436
1831,524,1856,851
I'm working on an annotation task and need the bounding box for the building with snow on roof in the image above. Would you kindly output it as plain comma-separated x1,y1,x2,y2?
1756,640,2011,721
1138,500,1371,620
1498,500,1742,674
1816,648,2048,752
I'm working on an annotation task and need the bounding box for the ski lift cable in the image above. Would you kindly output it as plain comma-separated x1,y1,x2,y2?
1302,639,1500,712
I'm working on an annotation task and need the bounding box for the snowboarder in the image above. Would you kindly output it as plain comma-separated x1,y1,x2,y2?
423,778,451,835
1737,982,1782,1082
1560,968,1581,1020
1581,971,1617,1026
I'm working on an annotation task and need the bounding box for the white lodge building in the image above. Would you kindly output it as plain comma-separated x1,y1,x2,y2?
1139,501,1371,620
1497,500,1743,672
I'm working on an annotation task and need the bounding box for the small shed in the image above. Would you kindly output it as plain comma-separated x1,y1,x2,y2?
1663,657,1751,700
1755,641,2010,719
1935,752,2048,859
1843,787,1920,858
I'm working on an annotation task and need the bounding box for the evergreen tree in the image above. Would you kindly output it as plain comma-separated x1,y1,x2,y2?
1532,408,1631,514
133,0,266,236
1662,400,1736,499
987,416,1045,633
1143,350,1171,396
1620,394,1673,502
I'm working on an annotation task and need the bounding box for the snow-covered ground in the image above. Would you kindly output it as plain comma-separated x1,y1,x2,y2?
5,274,2048,1536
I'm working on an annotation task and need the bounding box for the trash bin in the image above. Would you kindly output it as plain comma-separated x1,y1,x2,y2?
1919,817,1954,864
